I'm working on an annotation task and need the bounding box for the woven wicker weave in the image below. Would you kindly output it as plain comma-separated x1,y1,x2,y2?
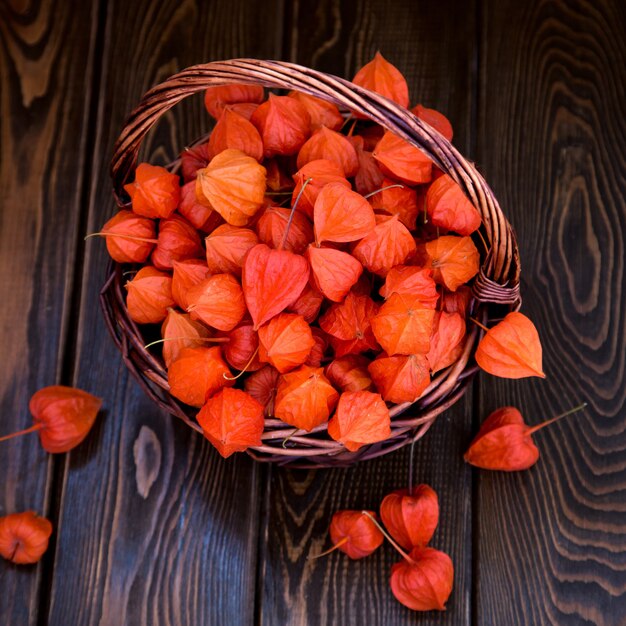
101,59,521,467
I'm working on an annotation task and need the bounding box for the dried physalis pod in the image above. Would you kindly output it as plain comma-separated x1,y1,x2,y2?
371,294,435,356
160,308,211,368
258,313,315,373
178,180,222,232
180,143,211,182
167,347,233,408
426,312,466,373
411,104,454,142
197,388,264,458
297,126,359,177
244,366,279,415
310,510,384,560
352,214,416,276
380,485,440,550
196,149,267,226
474,312,545,379
352,52,409,109
368,354,430,404
97,210,157,264
0,512,53,564
223,325,262,372
292,159,350,219
242,244,310,330
424,236,480,292
187,274,246,332
125,266,174,324
325,355,373,393
205,224,259,276
207,108,264,162
319,293,379,357
379,266,438,308
313,183,376,245
152,215,203,271
426,175,481,236
373,132,432,185
327,391,391,451
250,94,311,157
464,404,586,471
0,386,102,453
288,91,344,131
171,259,211,311
390,547,454,611
204,83,265,120
274,365,339,431
124,163,180,219
306,245,363,303
368,178,420,230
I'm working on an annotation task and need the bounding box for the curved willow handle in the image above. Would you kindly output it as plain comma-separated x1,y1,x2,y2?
110,58,520,297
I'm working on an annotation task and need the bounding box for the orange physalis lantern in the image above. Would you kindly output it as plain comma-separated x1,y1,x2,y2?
371,293,435,355
314,183,376,244
424,236,480,292
207,108,264,162
125,266,174,324
352,52,409,109
319,292,379,357
242,244,310,330
205,224,259,276
380,485,440,550
297,126,359,177
327,510,384,559
412,104,454,141
373,132,432,185
288,91,343,131
327,390,391,451
352,214,416,276
368,354,430,403
152,215,203,271
196,149,267,226
474,312,545,379
426,312,466,373
124,163,180,219
258,313,315,373
171,259,211,311
0,512,53,565
274,365,339,431
29,386,102,453
292,159,350,219
426,175,481,236
187,274,246,331
306,246,363,302
223,325,262,372
160,308,211,368
204,83,265,119
167,347,233,407
250,94,311,157
197,388,264,458
99,210,156,264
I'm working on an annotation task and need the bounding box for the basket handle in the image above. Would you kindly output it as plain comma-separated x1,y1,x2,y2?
110,58,520,298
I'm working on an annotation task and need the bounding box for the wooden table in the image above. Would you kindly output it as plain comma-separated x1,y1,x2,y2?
1,0,624,624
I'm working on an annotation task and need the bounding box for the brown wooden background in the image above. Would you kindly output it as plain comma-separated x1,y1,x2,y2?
1,0,624,624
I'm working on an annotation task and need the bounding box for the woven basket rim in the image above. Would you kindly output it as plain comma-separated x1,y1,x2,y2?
101,58,521,468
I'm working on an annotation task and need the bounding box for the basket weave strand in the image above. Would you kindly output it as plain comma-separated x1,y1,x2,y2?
102,59,521,467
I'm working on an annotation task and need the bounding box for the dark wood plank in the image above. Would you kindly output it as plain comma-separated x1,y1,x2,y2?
259,1,477,624
476,0,626,624
45,2,284,625
0,1,99,623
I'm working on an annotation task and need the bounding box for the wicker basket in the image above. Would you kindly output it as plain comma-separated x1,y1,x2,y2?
100,59,521,468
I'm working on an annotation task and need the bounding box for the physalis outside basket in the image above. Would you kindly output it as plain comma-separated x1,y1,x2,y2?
100,59,521,468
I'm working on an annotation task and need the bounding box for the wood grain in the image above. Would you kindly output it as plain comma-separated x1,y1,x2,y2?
0,1,98,624
45,1,283,624
259,1,477,623
476,0,626,624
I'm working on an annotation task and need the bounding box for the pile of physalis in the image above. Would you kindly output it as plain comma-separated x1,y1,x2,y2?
96,52,547,459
